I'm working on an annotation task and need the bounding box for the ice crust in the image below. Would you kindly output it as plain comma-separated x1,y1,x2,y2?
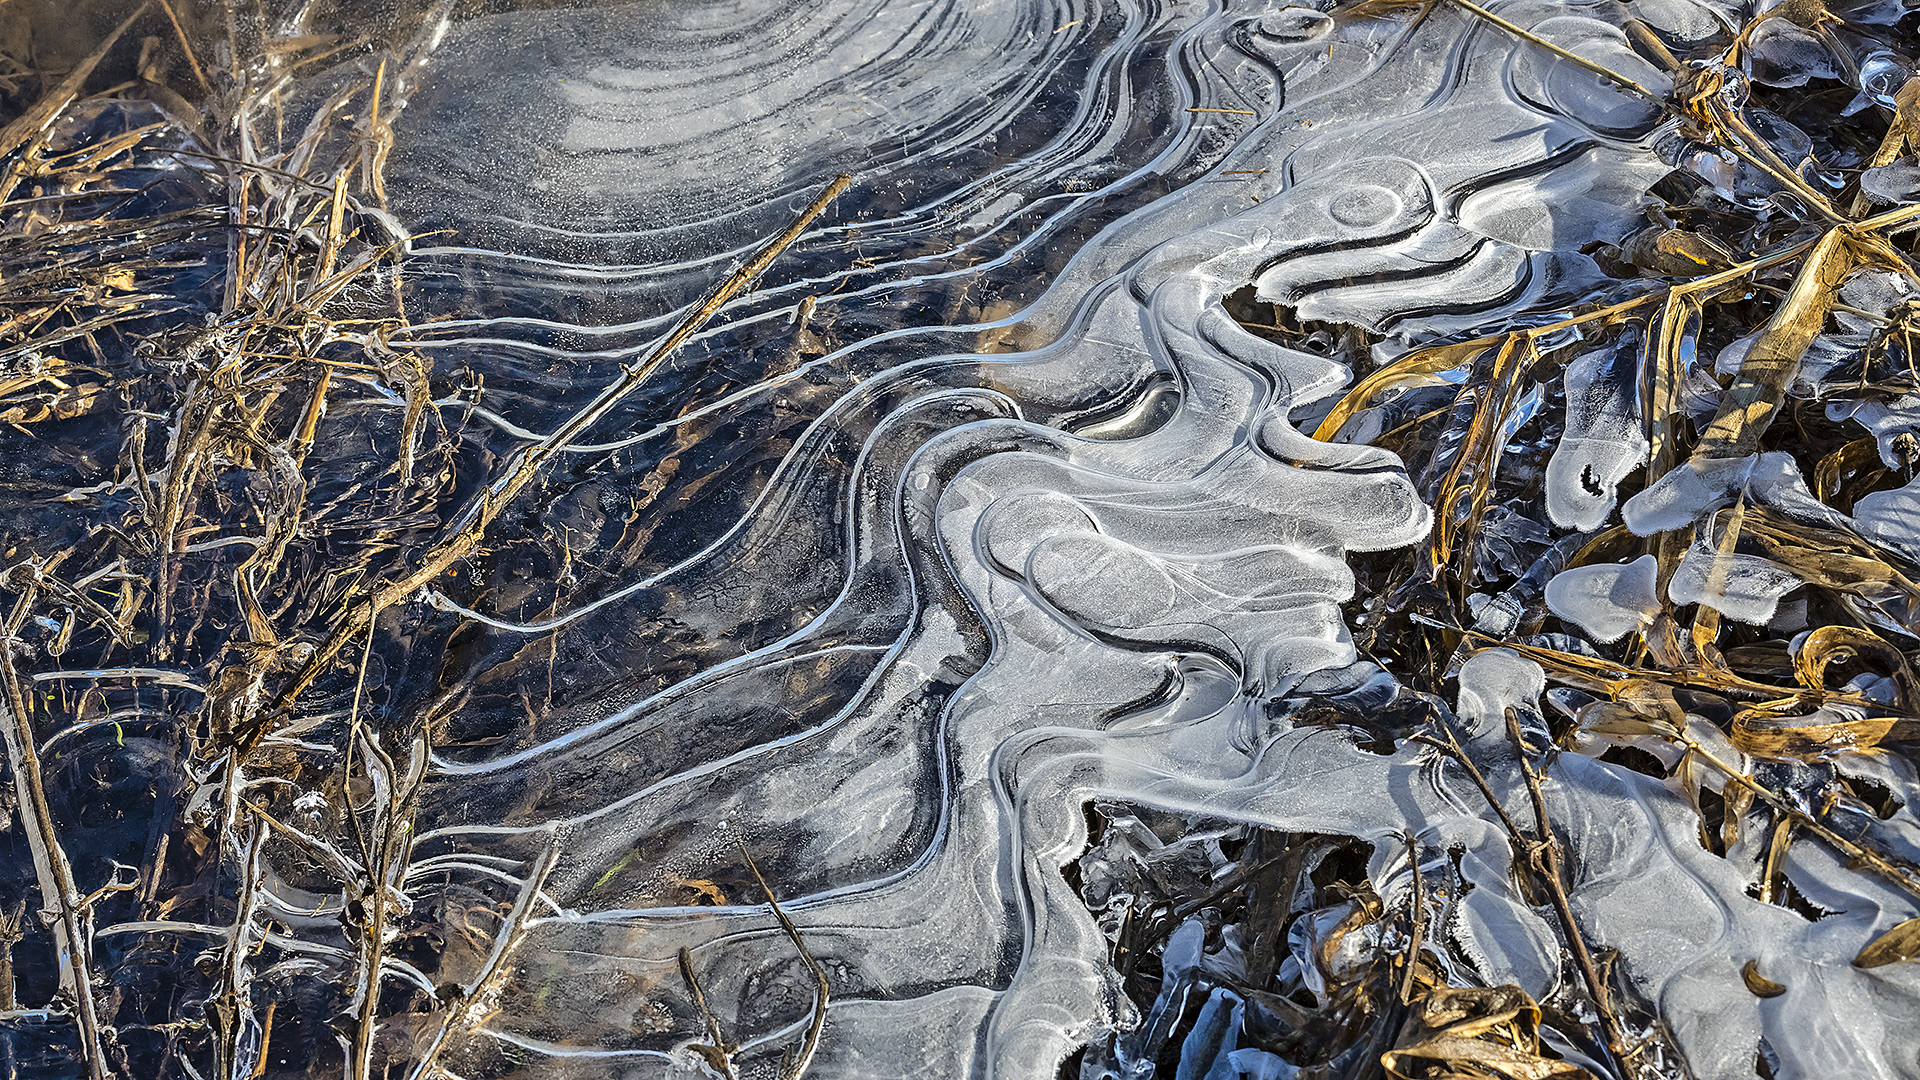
1546,339,1649,531
338,0,1920,1075
1668,544,1803,626
1545,554,1661,643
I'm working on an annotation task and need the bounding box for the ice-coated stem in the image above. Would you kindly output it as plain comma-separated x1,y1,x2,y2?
0,570,108,1080
740,842,830,1080
1503,708,1638,1070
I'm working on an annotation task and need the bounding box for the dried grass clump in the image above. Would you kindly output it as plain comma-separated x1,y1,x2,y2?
0,1,848,1073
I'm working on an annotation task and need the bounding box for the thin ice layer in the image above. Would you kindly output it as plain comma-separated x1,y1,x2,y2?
1545,554,1661,643
1547,338,1649,530
1668,543,1804,625
317,0,1920,1075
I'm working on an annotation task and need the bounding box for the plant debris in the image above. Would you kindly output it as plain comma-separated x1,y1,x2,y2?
14,0,1920,1078
1074,0,1920,1075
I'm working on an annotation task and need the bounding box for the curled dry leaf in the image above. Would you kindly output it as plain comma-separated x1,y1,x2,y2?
1382,984,1597,1080
1741,959,1787,997
1730,704,1917,760
1855,916,1920,968
1793,624,1919,708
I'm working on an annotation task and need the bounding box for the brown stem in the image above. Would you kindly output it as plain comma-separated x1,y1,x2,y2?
1683,732,1920,902
1398,833,1427,1004
739,842,830,1080
0,568,108,1080
348,730,426,1080
214,819,267,1080
403,834,560,1080
1503,708,1637,1068
0,901,23,1011
677,946,740,1080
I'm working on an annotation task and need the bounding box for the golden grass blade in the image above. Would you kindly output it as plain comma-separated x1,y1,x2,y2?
1856,916,1920,967
1730,704,1916,760
154,0,213,96
1312,336,1498,442
0,3,153,162
1449,0,1663,102
1694,228,1854,457
1794,625,1918,707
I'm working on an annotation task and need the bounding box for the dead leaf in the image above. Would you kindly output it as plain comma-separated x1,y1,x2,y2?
1855,916,1920,968
1794,625,1917,710
1742,959,1787,997
1730,702,1914,760
1383,984,1597,1080
1694,229,1853,458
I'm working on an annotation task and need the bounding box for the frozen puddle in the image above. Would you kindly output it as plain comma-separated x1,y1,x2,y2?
25,0,1920,1077
360,0,1920,1076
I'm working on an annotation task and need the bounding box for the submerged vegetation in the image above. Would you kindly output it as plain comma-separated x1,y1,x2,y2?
0,2,720,1076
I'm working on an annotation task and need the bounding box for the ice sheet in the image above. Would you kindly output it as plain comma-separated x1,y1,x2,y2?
235,0,1920,1075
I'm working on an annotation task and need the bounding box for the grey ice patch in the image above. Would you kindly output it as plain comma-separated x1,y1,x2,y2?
1545,555,1660,644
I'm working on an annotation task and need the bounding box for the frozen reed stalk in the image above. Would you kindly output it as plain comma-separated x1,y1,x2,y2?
0,567,107,1080
740,841,830,1080
403,832,561,1080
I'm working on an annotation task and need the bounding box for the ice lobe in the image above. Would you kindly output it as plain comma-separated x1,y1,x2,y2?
390,0,1085,253
1862,157,1920,205
1545,554,1661,643
1830,394,1920,469
1668,543,1803,625
1852,479,1920,557
1748,18,1841,87
1546,337,1649,530
1623,455,1763,534
1622,451,1842,535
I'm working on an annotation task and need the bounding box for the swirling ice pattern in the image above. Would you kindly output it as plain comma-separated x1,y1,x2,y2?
361,0,1916,1076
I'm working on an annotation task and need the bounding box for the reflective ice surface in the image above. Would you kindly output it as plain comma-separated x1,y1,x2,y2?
342,0,1918,1076
25,0,1920,1076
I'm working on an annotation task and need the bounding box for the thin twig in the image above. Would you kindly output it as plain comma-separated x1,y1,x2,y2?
1398,833,1426,1004
1418,723,1528,841
1677,728,1920,901
404,833,561,1080
677,946,741,1080
1503,708,1636,1069
1698,92,1846,224
155,0,214,96
1448,0,1661,102
739,842,830,1080
0,566,108,1080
